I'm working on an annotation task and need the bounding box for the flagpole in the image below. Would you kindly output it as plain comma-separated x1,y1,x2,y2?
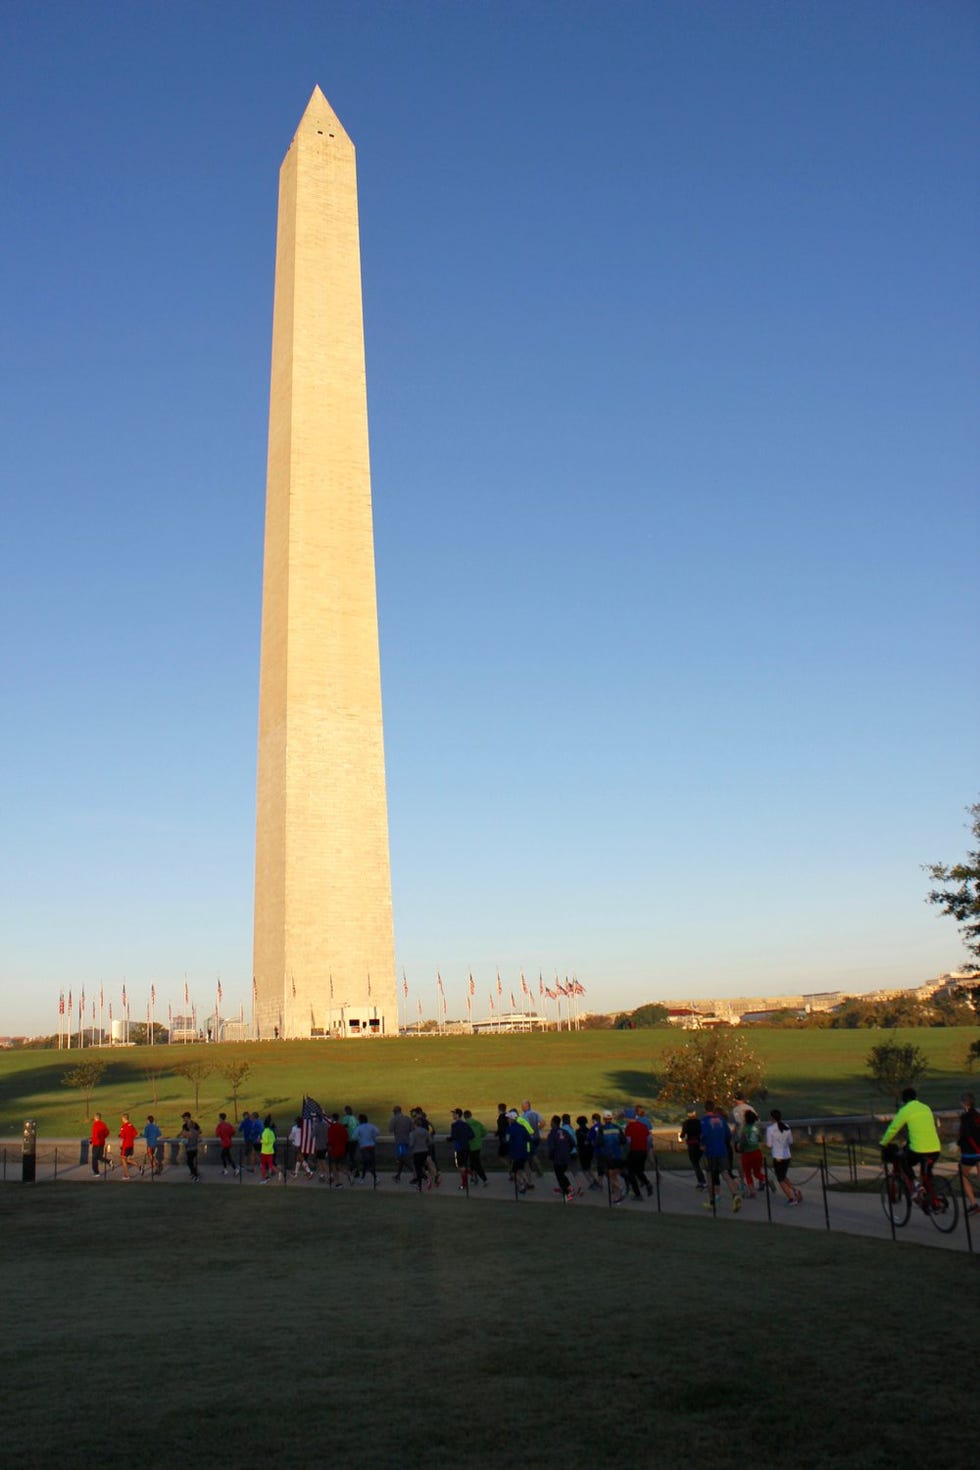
99,984,104,1048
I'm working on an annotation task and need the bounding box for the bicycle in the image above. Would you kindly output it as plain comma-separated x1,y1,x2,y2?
879,1146,958,1234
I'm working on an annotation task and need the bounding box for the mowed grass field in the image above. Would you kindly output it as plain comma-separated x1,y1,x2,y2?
0,1183,974,1470
1,1028,977,1138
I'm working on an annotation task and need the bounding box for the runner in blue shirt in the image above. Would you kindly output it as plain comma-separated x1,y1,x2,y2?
700,1101,742,1214
140,1115,162,1176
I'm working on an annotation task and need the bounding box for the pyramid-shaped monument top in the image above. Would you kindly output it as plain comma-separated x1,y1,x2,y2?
291,85,352,146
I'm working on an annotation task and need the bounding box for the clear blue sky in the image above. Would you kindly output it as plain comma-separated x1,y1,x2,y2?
1,2,977,1035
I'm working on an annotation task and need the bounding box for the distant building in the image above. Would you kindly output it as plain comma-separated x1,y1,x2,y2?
802,992,841,1013
471,1011,550,1034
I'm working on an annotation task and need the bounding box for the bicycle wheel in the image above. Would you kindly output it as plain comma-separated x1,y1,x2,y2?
880,1173,910,1227
925,1176,959,1235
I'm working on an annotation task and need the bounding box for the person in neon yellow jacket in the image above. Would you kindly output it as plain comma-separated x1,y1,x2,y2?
880,1087,941,1190
259,1116,280,1183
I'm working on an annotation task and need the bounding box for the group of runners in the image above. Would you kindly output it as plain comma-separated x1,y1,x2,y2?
84,1088,980,1216
676,1097,806,1212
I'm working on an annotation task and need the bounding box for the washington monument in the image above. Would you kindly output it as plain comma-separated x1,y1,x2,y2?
253,88,396,1039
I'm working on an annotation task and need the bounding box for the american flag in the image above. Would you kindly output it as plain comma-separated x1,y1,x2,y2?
510,991,517,1010
217,979,222,1003
402,972,408,999
496,972,502,997
58,992,64,1016
299,1095,324,1154
521,973,529,996
151,983,156,1004
468,973,475,998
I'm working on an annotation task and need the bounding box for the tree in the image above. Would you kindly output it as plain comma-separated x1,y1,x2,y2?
61,1060,107,1119
143,1064,171,1110
173,1059,214,1114
656,1030,765,1109
866,1042,928,1105
578,1012,613,1030
220,1059,253,1121
925,801,980,965
130,1022,169,1045
626,1003,670,1029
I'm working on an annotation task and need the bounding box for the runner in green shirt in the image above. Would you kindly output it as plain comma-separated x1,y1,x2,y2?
463,1110,489,1185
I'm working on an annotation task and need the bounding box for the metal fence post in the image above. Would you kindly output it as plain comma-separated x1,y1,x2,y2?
885,1165,897,1241
959,1167,974,1255
819,1159,830,1231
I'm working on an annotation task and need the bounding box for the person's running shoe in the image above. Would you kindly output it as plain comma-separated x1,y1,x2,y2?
702,1200,713,1211
565,1192,575,1202
732,1195,742,1213
794,1188,803,1203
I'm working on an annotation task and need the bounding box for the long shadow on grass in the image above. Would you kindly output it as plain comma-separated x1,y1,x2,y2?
0,1060,133,1131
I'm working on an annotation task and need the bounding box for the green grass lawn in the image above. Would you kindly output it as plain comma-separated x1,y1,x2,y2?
1,1028,976,1138
0,1183,973,1469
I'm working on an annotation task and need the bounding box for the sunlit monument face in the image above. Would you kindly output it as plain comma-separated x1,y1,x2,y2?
253,88,396,1041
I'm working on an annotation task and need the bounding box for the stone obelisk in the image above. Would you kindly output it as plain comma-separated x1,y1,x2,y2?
253,87,396,1040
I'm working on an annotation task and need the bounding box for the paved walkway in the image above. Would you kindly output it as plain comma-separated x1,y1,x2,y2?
7,1146,976,1255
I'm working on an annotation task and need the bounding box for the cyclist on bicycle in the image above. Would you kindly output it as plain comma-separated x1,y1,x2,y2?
880,1087,941,1195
